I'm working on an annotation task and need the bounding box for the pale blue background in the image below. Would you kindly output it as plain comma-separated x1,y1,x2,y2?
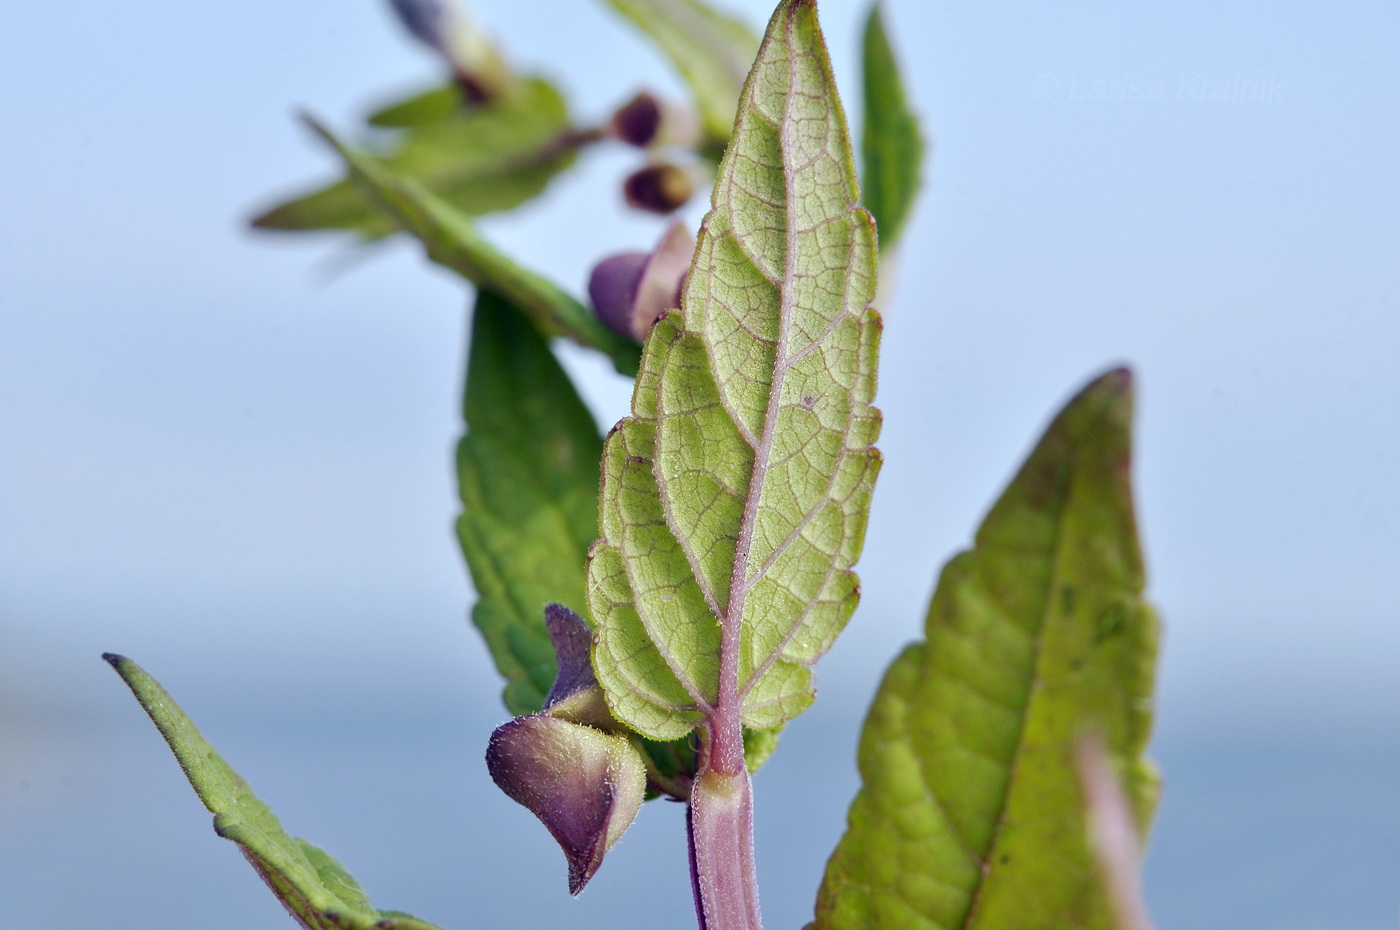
1,1,1397,928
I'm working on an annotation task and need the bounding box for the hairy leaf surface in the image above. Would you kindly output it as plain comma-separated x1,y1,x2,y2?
600,0,759,143
860,3,923,252
458,292,604,716
589,0,881,742
252,77,576,238
310,120,641,375
103,655,445,930
810,369,1159,930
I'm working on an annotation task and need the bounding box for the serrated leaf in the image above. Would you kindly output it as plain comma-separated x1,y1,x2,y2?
308,120,641,375
860,3,923,252
589,0,881,749
102,654,446,930
809,369,1160,930
252,77,577,238
599,0,759,143
456,291,603,716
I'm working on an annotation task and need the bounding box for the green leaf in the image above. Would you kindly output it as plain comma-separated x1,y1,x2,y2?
809,368,1160,930
252,78,578,238
456,290,603,716
308,119,642,376
599,0,759,143
589,0,881,744
860,3,924,252
367,84,466,128
102,654,446,930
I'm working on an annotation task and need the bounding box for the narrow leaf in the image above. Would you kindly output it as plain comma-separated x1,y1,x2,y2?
102,654,446,930
860,3,924,252
589,0,881,750
457,291,603,716
252,78,577,238
599,0,759,143
809,368,1160,930
309,120,641,375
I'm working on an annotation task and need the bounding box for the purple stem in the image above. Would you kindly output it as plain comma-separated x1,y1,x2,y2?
687,766,763,930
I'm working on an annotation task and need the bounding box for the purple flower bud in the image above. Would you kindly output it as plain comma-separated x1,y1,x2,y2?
540,604,613,727
588,252,650,340
486,716,646,895
623,162,698,215
608,92,702,150
587,221,696,341
388,0,452,52
610,93,663,148
386,0,512,102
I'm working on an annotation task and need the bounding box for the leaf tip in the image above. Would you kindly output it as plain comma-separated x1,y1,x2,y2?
1097,365,1134,394
101,652,127,668
296,111,341,153
1080,365,1137,431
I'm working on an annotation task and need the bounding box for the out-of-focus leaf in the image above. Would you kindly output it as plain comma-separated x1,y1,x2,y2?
251,77,577,238
309,119,641,375
598,0,758,143
809,368,1159,930
456,291,603,716
102,654,446,930
588,0,881,745
1078,737,1157,930
367,84,464,128
860,3,923,252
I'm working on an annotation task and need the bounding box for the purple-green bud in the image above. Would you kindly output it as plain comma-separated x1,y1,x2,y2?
623,162,698,215
587,221,695,341
386,0,512,102
486,716,646,895
540,604,613,727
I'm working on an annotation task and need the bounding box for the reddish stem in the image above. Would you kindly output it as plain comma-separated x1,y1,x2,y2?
687,765,763,930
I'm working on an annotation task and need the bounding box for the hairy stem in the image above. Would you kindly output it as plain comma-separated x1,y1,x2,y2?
688,766,763,930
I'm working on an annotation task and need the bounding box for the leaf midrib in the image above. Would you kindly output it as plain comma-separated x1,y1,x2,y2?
719,8,820,724
957,460,1079,930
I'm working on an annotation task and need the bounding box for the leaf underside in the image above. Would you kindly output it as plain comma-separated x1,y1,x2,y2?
103,654,445,930
600,0,760,143
457,291,604,716
860,3,924,252
810,369,1159,930
589,0,882,742
309,120,641,375
252,77,576,239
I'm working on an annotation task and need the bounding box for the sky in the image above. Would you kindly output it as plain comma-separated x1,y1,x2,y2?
1,1,1397,928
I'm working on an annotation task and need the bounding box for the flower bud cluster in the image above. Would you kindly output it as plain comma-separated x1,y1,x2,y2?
606,91,707,215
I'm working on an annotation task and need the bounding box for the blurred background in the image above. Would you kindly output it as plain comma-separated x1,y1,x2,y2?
1,1,1396,927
